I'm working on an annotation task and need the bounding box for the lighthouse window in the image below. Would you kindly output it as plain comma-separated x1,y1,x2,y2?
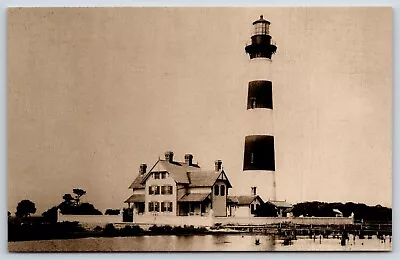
251,98,257,109
247,81,273,110
254,23,269,35
243,135,275,171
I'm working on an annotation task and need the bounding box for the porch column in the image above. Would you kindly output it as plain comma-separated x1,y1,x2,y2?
200,203,202,216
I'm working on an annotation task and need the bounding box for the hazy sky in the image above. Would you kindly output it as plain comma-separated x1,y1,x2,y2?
8,7,392,214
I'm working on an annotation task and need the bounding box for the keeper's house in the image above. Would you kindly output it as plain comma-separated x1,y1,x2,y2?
125,151,233,217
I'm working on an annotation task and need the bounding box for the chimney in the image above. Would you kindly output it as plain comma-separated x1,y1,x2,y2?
214,160,222,171
165,151,174,163
139,164,147,175
251,187,257,196
184,154,193,166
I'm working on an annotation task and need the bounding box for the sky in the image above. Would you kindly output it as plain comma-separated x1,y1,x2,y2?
7,7,392,214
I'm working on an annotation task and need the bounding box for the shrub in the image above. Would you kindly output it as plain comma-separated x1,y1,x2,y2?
93,226,103,232
121,224,143,236
103,223,117,236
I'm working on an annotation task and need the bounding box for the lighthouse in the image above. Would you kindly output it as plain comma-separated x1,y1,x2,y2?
243,15,277,201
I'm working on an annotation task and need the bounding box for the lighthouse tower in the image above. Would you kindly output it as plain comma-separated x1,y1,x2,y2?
243,15,277,201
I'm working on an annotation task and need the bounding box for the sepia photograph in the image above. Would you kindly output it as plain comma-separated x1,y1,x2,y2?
7,7,392,252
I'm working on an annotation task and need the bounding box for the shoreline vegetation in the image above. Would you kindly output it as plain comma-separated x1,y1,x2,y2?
8,199,392,242
8,222,211,242
8,220,392,243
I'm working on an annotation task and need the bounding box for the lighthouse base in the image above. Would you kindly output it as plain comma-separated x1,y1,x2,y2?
238,170,277,202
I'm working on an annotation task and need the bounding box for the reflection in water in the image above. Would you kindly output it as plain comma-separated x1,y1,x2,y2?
8,234,392,252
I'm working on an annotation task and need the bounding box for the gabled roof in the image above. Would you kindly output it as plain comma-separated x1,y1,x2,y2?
129,157,232,189
140,160,192,184
268,200,293,208
124,194,145,203
188,170,232,188
227,196,239,204
128,174,145,189
178,193,211,202
228,195,264,205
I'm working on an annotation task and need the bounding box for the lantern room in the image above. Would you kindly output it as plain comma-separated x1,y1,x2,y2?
252,15,270,35
245,15,277,59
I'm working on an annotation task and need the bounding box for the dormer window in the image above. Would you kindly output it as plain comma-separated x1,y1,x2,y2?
154,172,160,179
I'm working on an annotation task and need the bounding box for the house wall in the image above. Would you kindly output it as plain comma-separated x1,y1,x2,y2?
134,214,213,227
58,214,123,224
235,205,250,217
231,198,262,217
186,203,211,216
250,198,262,216
215,216,354,226
145,171,177,216
133,188,145,195
176,184,187,199
212,180,227,217
189,187,211,194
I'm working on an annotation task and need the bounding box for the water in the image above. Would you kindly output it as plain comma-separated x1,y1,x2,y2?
8,235,392,252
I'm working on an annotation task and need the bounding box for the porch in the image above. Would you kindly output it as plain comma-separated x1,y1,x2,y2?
124,194,145,215
178,193,211,216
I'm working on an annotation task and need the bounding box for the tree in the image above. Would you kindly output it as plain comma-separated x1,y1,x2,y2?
255,202,278,217
291,201,392,221
63,193,74,204
75,203,102,215
105,209,121,215
41,206,59,222
73,188,86,205
15,200,36,218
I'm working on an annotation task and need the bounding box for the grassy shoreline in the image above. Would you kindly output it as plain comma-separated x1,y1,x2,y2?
8,222,216,242
9,220,392,242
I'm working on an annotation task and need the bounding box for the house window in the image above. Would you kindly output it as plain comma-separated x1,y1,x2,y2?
149,186,154,195
154,172,160,179
251,204,255,214
161,201,172,212
220,185,225,196
149,202,154,212
160,185,173,195
155,186,160,195
154,202,160,212
167,185,173,195
214,185,219,196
